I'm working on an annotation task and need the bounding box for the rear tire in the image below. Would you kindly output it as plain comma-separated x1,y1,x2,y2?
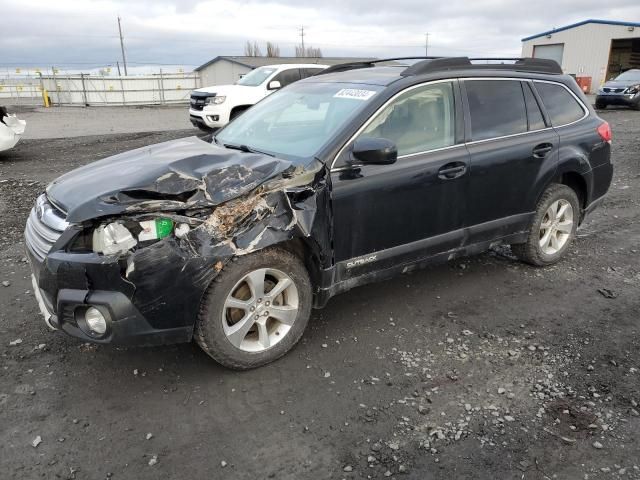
194,247,312,370
511,184,580,267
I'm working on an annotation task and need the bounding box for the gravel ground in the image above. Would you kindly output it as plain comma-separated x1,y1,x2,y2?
7,105,197,140
0,108,638,480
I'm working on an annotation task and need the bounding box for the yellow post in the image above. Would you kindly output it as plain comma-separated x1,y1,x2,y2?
42,89,50,108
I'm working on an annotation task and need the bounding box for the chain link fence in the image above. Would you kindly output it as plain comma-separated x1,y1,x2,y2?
0,70,201,107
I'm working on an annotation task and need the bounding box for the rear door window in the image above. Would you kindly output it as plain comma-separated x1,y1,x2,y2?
271,68,302,87
300,68,324,78
465,80,527,141
534,82,586,126
523,82,547,130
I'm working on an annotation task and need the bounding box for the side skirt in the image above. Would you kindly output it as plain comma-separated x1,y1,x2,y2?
313,213,533,308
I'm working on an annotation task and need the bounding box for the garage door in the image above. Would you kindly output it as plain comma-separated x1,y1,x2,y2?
533,44,564,66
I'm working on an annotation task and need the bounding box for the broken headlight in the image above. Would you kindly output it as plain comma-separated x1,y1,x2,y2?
138,218,175,241
206,95,226,105
626,85,640,95
92,223,137,255
92,217,192,255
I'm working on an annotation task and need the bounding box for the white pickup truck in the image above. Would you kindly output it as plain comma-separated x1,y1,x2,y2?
189,63,328,131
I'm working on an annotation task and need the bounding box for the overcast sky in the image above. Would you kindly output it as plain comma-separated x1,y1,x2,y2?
2,0,640,72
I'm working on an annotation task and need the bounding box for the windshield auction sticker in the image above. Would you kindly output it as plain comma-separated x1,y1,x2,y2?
334,89,377,100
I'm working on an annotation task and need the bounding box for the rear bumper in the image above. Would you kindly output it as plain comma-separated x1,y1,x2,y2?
596,93,640,107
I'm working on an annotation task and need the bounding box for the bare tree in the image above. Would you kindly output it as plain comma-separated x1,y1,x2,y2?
295,45,323,58
306,46,322,58
244,41,253,56
253,41,262,57
266,42,280,57
244,41,255,56
244,40,263,57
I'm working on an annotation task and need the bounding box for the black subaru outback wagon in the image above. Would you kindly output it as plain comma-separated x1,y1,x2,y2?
25,57,612,369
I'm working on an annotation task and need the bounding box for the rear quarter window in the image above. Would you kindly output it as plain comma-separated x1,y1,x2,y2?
534,82,586,126
465,80,527,141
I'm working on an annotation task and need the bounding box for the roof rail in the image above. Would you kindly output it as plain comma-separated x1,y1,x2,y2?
314,57,443,76
314,56,563,77
401,57,563,76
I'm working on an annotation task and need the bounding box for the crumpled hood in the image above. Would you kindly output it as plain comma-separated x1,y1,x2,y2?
46,136,295,223
602,80,640,90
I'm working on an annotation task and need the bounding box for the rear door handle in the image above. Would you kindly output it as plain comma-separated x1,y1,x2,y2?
438,162,467,180
533,143,554,158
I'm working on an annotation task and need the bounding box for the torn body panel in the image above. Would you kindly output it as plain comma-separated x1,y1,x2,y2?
0,109,27,153
30,136,332,345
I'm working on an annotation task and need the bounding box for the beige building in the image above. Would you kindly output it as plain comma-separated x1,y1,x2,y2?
521,19,640,93
194,56,378,88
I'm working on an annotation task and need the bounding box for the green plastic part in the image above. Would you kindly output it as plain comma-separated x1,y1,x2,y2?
155,218,174,239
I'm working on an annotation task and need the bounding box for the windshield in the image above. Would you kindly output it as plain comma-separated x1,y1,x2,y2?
236,67,277,86
614,70,640,82
215,82,384,161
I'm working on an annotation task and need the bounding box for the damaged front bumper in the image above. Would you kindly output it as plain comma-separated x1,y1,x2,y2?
26,240,197,346
25,162,328,346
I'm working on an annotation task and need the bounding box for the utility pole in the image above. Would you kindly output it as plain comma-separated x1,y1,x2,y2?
117,16,128,76
425,33,430,56
299,26,306,56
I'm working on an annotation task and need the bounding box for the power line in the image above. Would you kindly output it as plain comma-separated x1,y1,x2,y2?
117,16,128,76
299,25,306,52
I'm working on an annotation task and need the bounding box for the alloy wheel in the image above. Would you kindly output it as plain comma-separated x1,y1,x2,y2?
539,199,574,255
222,268,299,352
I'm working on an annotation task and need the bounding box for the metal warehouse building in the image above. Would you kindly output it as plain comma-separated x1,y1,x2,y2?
194,56,377,88
521,19,640,93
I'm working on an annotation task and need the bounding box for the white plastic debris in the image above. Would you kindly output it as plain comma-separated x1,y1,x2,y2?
31,436,42,448
0,113,26,153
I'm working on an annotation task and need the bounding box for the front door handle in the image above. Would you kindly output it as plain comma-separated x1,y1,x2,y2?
533,143,554,158
438,162,467,180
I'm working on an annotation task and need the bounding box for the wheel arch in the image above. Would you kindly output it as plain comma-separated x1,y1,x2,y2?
270,237,325,294
557,170,589,210
229,104,252,119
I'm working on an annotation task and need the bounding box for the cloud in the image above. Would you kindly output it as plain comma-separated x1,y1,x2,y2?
0,0,639,72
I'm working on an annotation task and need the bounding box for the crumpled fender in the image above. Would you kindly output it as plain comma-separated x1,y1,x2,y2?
120,160,332,316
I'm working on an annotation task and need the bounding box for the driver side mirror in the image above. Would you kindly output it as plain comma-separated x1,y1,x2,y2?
267,80,281,90
351,137,397,166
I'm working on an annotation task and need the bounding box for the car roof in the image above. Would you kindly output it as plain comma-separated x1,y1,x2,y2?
300,57,567,87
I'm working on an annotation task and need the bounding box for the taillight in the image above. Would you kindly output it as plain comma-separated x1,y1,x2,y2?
597,121,612,143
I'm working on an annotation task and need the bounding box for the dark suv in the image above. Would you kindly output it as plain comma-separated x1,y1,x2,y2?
596,69,640,110
25,57,613,369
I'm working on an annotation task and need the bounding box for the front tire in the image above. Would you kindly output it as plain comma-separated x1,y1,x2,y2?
511,184,580,266
195,247,312,370
595,100,607,110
